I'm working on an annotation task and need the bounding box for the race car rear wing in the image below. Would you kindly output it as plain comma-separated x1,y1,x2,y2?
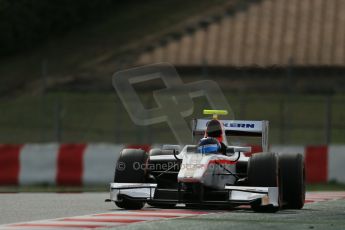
192,119,269,152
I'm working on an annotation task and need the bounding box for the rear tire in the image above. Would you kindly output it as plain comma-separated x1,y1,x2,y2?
113,149,148,210
279,153,305,209
248,152,280,212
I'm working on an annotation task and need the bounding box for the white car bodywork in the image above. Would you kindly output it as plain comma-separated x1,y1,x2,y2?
109,119,279,207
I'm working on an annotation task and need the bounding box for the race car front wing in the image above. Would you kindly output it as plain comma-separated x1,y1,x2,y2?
109,183,157,202
225,185,279,206
107,183,279,207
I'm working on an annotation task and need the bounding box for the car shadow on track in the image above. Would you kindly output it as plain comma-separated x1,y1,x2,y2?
107,204,315,215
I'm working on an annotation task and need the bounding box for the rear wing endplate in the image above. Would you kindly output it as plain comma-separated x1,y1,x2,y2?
192,119,269,152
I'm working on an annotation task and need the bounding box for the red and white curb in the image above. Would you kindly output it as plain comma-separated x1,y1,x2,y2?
305,191,345,203
1,192,345,230
0,209,211,229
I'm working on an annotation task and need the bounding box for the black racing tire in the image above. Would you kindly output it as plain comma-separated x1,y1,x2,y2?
115,199,145,210
114,201,125,209
248,152,280,213
113,148,148,210
279,153,305,209
114,148,148,183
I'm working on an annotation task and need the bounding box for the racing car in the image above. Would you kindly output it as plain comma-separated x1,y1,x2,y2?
106,110,305,212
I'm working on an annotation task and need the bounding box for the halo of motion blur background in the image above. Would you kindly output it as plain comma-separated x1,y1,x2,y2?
0,0,344,187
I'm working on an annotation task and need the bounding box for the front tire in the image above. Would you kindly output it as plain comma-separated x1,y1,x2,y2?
115,199,145,210
248,152,280,212
114,148,148,210
279,153,305,209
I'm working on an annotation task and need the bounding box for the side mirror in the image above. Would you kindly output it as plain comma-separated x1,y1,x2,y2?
226,147,235,155
233,146,252,153
225,146,252,155
162,144,181,152
186,146,197,153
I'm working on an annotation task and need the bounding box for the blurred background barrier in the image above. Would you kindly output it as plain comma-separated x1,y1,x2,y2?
0,144,344,185
0,143,123,186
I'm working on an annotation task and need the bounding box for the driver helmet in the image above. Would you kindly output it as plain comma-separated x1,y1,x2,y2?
205,119,224,143
197,137,221,154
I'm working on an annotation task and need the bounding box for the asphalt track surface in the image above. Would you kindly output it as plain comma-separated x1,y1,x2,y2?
0,192,345,230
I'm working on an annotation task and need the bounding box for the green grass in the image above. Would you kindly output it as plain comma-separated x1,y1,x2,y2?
307,182,345,191
0,92,344,144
